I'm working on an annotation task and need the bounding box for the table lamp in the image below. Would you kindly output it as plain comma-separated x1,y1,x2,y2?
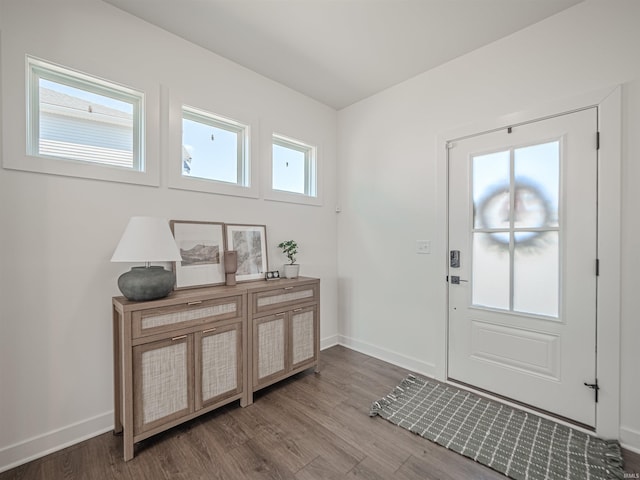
111,216,182,301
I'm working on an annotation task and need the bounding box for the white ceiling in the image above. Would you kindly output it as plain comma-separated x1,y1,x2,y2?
103,0,583,109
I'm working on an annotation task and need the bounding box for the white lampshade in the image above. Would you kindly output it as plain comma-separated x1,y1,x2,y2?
111,217,182,263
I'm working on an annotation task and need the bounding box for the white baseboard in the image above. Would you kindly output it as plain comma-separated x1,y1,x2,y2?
320,334,340,350
621,426,640,454
0,411,113,474
336,335,436,377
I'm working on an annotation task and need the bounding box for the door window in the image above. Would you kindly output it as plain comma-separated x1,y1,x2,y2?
471,140,560,317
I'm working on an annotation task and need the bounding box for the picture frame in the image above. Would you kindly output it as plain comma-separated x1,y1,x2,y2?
170,220,226,289
224,224,268,282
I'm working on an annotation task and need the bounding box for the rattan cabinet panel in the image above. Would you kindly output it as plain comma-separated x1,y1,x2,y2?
291,308,315,367
133,336,193,434
252,283,318,314
196,323,242,410
254,314,287,383
132,295,242,338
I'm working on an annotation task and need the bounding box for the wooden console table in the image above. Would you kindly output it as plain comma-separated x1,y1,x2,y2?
112,277,319,460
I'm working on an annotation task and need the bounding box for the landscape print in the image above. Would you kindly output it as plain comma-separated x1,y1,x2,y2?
171,221,226,288
179,242,220,267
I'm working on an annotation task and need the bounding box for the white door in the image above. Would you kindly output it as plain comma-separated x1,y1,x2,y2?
447,108,598,427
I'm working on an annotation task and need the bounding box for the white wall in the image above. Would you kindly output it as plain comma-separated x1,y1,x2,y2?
337,0,640,451
0,0,338,471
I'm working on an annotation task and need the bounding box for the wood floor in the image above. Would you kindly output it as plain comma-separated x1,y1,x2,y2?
2,345,639,479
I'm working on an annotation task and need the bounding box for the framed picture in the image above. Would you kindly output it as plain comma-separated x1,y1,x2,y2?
170,220,226,288
225,224,268,282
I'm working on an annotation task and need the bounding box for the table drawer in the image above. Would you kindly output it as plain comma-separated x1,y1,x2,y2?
132,295,243,338
252,283,318,314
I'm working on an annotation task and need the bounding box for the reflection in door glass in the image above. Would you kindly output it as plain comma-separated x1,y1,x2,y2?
470,140,560,318
472,233,510,310
514,142,559,228
513,231,559,317
473,150,509,229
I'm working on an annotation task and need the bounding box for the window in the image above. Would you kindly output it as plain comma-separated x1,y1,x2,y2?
272,134,317,197
27,57,144,170
182,106,249,186
471,141,560,317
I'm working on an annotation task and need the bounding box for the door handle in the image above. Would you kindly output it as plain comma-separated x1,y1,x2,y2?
450,276,468,285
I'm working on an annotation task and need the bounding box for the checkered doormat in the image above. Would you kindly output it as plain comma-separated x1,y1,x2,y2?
370,375,624,480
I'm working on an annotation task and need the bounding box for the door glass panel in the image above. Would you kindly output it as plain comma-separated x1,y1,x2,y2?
514,141,559,228
470,141,560,317
473,150,510,229
472,233,510,310
514,231,559,317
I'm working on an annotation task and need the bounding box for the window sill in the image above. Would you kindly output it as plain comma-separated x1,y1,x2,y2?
263,189,323,206
2,154,159,187
168,175,259,199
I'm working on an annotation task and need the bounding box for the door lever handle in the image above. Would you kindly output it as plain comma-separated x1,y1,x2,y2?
584,381,599,402
450,276,468,285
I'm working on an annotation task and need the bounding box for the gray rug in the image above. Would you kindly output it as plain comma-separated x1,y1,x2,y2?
370,375,624,480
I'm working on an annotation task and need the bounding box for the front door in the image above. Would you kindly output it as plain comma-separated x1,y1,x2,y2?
447,108,598,427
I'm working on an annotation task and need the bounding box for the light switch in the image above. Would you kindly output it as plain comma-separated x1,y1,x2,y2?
416,240,431,254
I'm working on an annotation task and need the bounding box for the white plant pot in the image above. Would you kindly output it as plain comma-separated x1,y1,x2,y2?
283,264,300,279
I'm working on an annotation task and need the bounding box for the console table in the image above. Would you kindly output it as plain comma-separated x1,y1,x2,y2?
112,277,319,460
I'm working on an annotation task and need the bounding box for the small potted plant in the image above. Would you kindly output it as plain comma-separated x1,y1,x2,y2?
278,240,299,279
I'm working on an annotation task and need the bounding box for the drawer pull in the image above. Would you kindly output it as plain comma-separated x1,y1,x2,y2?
171,335,187,341
276,312,286,317
293,308,303,313
202,328,217,334
187,301,202,306
283,287,294,291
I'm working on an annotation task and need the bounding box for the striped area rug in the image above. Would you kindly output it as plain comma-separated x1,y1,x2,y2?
370,375,624,480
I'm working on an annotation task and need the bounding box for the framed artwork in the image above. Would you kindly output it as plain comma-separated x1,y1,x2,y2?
225,224,268,282
170,220,226,288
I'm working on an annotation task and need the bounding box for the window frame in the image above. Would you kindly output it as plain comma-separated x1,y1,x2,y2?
181,106,249,187
267,133,322,206
2,56,158,186
166,91,258,199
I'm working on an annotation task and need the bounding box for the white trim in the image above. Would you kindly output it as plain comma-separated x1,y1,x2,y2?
620,426,640,454
320,334,340,350
0,411,113,474
337,335,436,377
595,87,622,440
165,86,260,199
2,56,160,187
263,128,324,207
436,85,622,440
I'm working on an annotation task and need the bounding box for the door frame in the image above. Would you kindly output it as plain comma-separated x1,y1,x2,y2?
435,86,621,438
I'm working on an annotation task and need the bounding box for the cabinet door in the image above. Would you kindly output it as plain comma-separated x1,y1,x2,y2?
133,335,194,434
253,314,287,386
195,323,242,410
290,305,318,370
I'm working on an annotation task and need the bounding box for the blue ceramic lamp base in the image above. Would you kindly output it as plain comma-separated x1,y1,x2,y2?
117,266,175,301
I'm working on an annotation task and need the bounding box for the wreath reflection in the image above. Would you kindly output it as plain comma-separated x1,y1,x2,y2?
475,178,556,250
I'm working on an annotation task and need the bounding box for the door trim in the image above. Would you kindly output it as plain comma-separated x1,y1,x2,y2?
435,86,622,439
